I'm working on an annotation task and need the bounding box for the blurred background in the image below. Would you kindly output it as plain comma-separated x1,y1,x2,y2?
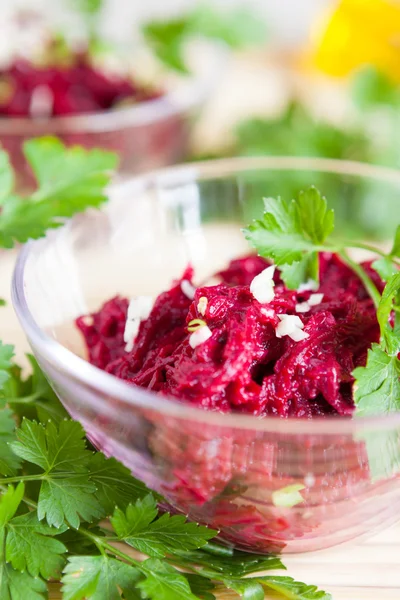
1,0,400,237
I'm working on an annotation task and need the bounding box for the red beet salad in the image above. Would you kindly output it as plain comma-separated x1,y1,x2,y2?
0,43,160,118
77,253,383,418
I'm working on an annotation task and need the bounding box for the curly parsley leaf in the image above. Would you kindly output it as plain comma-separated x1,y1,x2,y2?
6,511,67,579
244,187,334,288
111,494,216,558
0,137,117,249
138,559,199,600
0,409,21,476
0,563,47,600
62,555,142,600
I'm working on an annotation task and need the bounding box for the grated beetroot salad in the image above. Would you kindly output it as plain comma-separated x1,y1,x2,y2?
77,252,383,419
0,49,160,118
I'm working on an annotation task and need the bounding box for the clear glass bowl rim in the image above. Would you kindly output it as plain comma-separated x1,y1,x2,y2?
12,155,400,435
0,44,228,135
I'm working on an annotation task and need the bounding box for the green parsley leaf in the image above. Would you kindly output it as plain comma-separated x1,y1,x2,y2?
0,563,47,600
69,0,104,16
4,355,67,423
11,419,91,473
88,453,152,515
184,574,216,600
354,344,400,415
0,149,14,205
0,137,117,249
390,225,400,258
6,511,67,579
11,419,103,528
0,483,24,527
243,187,334,288
62,555,141,600
142,3,266,73
111,494,216,558
189,4,266,49
0,409,21,476
142,19,189,73
255,575,332,599
222,578,264,600
138,558,199,600
0,342,14,388
174,545,284,577
372,257,398,281
376,273,400,353
39,474,103,529
358,429,400,482
352,66,400,109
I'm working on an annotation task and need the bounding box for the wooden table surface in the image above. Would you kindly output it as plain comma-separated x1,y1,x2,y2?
3,51,400,600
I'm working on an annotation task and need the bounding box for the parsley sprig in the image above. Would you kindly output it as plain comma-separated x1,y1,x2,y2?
244,186,400,416
0,139,331,599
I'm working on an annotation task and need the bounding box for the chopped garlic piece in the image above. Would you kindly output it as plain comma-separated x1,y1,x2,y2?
272,484,305,508
250,265,276,304
298,279,319,293
260,307,275,318
197,296,208,316
276,314,309,342
124,296,153,352
30,85,54,118
189,325,212,349
308,293,324,306
181,279,196,300
295,302,310,313
288,328,309,342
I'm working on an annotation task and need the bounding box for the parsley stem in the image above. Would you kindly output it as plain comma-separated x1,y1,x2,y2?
0,474,44,484
339,250,381,308
343,241,400,265
79,527,143,568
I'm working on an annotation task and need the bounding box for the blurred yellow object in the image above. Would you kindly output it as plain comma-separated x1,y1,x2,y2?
311,0,400,80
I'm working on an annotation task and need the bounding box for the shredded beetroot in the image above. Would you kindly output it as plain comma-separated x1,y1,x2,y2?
77,253,381,418
0,53,161,117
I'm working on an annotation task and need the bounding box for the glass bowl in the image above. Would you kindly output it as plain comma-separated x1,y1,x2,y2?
12,156,400,554
0,43,227,188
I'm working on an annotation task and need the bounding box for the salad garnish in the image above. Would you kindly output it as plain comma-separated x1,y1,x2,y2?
244,185,400,415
